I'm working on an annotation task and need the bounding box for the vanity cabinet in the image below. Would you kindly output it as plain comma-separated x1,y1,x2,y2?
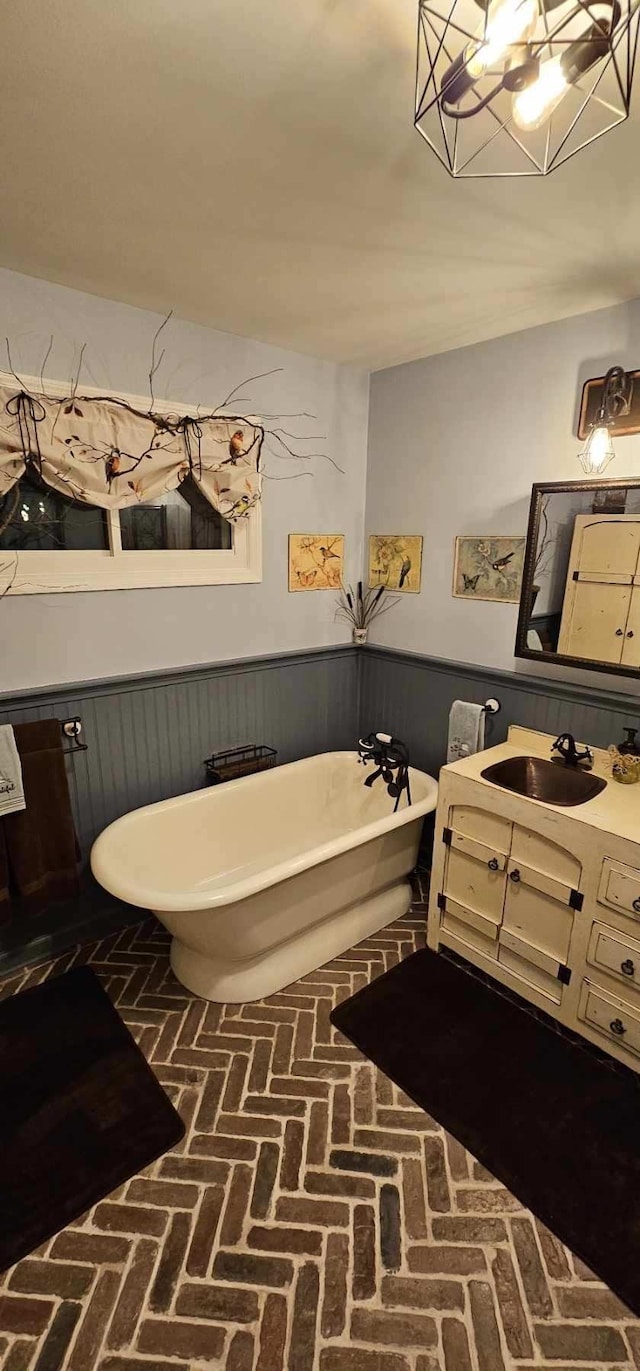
427,728,640,1073
439,804,582,1004
557,514,640,666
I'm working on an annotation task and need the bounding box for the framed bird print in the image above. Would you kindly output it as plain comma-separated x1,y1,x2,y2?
288,534,345,591
453,536,525,602
368,535,423,593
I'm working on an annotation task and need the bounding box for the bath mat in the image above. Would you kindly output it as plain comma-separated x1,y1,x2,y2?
0,965,184,1271
331,946,640,1316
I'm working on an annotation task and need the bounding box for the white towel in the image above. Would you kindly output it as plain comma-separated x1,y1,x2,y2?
0,724,26,817
447,700,485,764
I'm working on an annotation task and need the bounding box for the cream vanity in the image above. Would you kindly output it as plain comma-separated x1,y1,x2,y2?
428,726,640,1072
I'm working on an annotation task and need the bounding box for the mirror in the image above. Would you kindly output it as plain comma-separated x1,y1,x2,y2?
515,479,640,679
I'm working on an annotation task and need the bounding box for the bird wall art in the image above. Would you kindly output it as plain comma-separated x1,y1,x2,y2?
288,534,345,591
453,536,525,602
368,535,423,594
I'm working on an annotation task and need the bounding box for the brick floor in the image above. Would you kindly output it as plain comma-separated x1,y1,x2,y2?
1,874,640,1369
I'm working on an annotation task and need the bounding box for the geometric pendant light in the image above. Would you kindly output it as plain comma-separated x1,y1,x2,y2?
415,0,640,176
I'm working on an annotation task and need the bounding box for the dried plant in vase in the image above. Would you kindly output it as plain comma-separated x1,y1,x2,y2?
336,581,400,645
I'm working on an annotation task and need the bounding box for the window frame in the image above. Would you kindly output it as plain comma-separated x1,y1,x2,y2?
0,372,262,595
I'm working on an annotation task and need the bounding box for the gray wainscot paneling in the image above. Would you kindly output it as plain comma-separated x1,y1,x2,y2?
360,645,640,777
0,645,358,970
3,639,638,973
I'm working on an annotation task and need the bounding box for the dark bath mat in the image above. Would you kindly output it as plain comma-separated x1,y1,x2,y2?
331,946,640,1315
0,965,184,1271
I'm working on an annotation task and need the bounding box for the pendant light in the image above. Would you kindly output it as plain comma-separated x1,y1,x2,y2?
415,0,639,176
578,365,633,474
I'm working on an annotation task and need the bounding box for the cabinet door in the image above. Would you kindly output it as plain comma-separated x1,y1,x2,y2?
621,585,640,668
440,806,511,957
557,515,640,661
560,581,631,663
573,517,640,578
499,826,582,1002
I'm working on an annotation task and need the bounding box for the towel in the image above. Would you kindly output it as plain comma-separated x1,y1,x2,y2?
0,725,26,818
0,719,80,920
447,700,485,764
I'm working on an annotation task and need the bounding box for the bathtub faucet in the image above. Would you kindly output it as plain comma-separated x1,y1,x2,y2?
357,732,412,812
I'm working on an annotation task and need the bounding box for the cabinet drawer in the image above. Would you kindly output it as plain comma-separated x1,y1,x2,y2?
598,859,640,919
587,923,640,993
579,980,640,1058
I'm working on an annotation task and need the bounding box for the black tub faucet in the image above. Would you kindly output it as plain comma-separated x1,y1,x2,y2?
551,733,593,770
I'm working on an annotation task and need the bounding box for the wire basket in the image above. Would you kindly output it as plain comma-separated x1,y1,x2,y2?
204,744,277,786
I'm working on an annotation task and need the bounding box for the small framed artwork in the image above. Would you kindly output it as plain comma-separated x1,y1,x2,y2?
288,534,345,591
453,536,525,603
368,534,423,593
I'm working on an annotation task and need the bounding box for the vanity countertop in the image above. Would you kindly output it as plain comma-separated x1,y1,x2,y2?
445,726,640,845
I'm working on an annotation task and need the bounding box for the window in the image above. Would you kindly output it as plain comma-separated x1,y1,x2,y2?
0,376,261,595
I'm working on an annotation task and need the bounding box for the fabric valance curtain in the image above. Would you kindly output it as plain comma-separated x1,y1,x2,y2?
0,384,263,522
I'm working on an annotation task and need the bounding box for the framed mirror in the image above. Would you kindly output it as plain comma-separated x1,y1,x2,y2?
515,479,640,679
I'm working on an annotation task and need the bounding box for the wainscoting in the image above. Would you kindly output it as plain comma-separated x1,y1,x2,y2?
360,645,640,776
2,640,638,972
0,646,358,969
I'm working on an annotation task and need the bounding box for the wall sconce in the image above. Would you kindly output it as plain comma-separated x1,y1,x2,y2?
578,366,634,475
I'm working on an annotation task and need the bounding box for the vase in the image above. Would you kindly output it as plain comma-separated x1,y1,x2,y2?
352,627,368,645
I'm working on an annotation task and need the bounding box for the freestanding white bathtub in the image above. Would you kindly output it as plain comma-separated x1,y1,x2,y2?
91,751,438,1003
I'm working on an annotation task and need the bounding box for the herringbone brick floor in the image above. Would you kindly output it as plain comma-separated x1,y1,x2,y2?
1,877,640,1371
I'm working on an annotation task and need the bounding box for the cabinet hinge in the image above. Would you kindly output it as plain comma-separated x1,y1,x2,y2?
437,892,446,911
557,964,572,985
442,827,452,847
569,888,584,911
572,570,580,581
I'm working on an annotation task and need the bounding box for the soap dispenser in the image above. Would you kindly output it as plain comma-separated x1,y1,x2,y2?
618,727,640,757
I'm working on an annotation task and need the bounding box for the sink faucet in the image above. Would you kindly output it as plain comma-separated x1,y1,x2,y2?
551,733,593,770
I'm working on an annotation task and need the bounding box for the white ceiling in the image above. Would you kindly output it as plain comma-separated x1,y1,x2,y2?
1,0,639,370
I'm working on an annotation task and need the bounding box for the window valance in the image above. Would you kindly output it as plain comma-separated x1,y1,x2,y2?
0,382,263,522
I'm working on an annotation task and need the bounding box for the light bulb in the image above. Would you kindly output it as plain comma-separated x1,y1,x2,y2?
578,423,616,474
441,0,538,106
512,53,568,128
467,0,538,77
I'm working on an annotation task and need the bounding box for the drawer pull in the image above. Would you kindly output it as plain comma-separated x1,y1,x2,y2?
616,627,624,636
487,857,499,871
633,898,640,914
628,630,635,639
610,1018,627,1036
509,869,521,884
621,959,635,976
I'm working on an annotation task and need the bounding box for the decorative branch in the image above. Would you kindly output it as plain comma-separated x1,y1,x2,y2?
335,582,401,631
69,343,87,400
148,309,173,411
215,368,284,412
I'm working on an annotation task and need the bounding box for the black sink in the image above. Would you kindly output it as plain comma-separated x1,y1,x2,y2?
481,755,606,807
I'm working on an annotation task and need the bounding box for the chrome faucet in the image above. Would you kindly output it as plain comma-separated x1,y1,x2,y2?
551,732,593,770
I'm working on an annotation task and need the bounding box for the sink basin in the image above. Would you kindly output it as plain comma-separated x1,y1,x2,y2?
481,755,607,807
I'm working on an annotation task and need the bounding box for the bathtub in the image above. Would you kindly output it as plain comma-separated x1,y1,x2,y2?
91,751,438,1003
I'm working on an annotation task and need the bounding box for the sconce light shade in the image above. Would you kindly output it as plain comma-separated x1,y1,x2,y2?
577,364,633,475
578,423,616,474
415,0,640,177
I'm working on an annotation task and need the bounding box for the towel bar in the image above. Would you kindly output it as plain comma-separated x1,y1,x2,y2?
61,718,88,755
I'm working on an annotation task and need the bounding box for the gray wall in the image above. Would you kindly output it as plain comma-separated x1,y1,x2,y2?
0,268,369,692
360,646,640,780
365,296,640,697
0,646,358,968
